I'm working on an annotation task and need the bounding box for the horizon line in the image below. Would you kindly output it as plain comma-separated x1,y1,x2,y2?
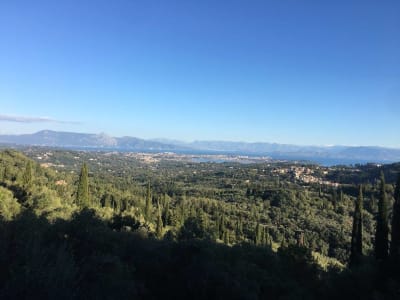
0,129,399,150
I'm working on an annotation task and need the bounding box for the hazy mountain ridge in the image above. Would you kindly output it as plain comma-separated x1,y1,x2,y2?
1,130,400,164
159,140,400,162
0,130,180,150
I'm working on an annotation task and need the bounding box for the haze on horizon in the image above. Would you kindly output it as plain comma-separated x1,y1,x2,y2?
1,1,399,148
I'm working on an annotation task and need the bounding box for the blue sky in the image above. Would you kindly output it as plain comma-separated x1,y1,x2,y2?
0,1,399,147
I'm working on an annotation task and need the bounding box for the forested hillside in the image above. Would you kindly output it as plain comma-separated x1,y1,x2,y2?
1,149,399,299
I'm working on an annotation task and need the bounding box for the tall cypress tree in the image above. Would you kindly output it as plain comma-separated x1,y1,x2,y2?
22,161,33,188
218,214,226,240
145,182,152,222
162,199,170,226
76,163,89,207
390,173,400,258
223,229,229,244
332,189,337,211
197,208,208,234
375,172,389,260
156,201,163,239
261,226,268,246
254,222,262,246
236,215,243,240
350,185,363,267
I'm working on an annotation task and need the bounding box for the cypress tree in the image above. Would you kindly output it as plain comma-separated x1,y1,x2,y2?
236,216,243,240
162,200,170,226
332,189,337,210
218,214,226,239
375,172,389,260
214,218,220,240
295,230,304,247
3,165,10,181
0,167,4,182
254,222,262,245
197,208,208,233
261,226,267,246
115,197,121,212
76,163,89,207
156,201,163,239
145,182,152,222
390,173,400,258
223,229,229,244
22,161,33,188
369,194,377,213
350,185,363,267
103,194,111,208
178,203,185,226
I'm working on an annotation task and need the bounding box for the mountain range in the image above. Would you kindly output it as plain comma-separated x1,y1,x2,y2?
1,130,400,165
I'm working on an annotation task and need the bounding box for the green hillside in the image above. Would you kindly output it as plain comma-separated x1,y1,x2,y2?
1,149,399,299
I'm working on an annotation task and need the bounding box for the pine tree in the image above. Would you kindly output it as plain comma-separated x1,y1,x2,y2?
76,163,89,207
350,185,363,267
390,173,400,258
145,182,152,222
375,172,389,260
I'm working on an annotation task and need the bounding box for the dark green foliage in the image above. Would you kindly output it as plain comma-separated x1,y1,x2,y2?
161,196,171,225
0,186,21,220
76,163,89,207
278,244,318,280
390,173,400,258
156,202,163,238
22,161,33,188
261,225,269,246
179,216,210,240
109,214,140,232
2,149,400,298
350,185,363,267
0,209,339,299
217,214,226,240
375,172,389,260
332,189,337,210
254,222,262,245
235,215,243,240
145,181,152,222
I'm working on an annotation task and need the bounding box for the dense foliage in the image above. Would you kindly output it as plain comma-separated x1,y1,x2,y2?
1,149,400,299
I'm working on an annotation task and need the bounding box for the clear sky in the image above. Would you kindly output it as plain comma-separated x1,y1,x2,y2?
0,0,399,147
